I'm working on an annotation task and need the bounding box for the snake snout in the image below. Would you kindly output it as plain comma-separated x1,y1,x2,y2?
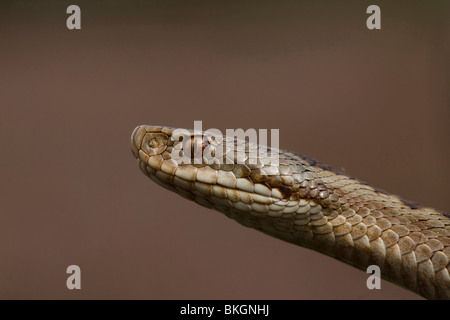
131,125,146,158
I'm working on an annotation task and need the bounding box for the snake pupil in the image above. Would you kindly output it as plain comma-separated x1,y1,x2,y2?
190,136,206,159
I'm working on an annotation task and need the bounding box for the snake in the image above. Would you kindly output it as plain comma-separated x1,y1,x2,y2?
130,124,450,299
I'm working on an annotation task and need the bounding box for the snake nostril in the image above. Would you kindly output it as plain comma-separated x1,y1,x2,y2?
149,138,158,148
141,132,169,155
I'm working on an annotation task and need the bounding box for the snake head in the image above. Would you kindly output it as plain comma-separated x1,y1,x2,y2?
130,124,316,225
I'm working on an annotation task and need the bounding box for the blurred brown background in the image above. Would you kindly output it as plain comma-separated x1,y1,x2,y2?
0,0,449,299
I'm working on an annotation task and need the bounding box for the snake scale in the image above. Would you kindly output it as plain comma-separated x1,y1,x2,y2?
131,125,450,299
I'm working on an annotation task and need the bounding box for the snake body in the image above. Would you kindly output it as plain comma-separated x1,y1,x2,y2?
131,125,450,299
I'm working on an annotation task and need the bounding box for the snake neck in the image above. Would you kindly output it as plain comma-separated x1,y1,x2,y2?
238,165,450,300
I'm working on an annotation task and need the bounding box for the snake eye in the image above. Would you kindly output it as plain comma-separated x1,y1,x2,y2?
190,135,207,159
